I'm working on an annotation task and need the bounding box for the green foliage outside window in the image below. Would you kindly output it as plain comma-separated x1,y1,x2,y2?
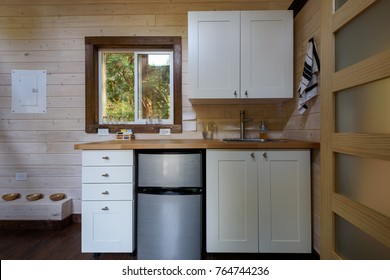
138,54,171,120
104,53,135,122
103,52,171,123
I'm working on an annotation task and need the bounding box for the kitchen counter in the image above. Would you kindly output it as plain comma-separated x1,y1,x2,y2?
74,139,320,150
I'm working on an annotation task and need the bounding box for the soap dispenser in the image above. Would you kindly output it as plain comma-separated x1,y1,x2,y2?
259,121,268,139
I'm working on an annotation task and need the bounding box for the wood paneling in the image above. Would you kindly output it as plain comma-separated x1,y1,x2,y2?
282,0,321,143
283,0,321,255
319,0,334,260
0,0,293,215
0,3,291,17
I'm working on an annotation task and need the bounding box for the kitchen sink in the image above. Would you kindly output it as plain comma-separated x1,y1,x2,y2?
222,138,287,143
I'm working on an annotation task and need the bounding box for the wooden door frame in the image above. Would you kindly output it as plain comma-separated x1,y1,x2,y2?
320,0,390,259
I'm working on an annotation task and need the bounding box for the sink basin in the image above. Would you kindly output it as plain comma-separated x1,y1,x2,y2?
222,138,287,143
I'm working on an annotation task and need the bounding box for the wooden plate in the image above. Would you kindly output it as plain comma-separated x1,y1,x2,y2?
26,193,43,201
49,193,65,201
2,193,21,201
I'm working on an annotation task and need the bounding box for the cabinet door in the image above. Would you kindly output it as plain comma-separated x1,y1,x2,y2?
82,201,134,253
258,150,311,253
188,11,240,99
241,11,293,98
206,150,258,252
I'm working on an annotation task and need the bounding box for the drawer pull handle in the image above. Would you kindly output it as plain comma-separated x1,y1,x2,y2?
102,156,110,160
102,173,109,177
263,152,267,159
101,206,109,211
102,191,109,195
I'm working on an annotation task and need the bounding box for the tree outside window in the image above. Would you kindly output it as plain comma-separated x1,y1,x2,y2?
100,51,173,125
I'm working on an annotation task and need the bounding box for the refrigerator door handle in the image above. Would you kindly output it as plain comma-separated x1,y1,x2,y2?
138,187,202,195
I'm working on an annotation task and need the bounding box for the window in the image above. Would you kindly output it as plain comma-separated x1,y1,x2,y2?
99,50,173,125
85,36,182,133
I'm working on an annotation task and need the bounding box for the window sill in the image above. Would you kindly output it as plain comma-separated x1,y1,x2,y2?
85,124,182,134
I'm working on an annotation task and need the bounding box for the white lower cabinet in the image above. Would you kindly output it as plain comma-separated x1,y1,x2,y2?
206,150,258,252
82,201,134,252
206,149,311,253
258,150,311,253
81,150,135,253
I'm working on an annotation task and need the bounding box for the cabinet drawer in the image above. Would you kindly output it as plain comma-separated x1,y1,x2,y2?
82,150,133,166
82,183,133,201
82,166,133,183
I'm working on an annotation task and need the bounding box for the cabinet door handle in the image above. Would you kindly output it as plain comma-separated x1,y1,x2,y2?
251,152,255,159
101,206,109,211
234,90,237,97
102,156,110,160
263,152,267,159
102,191,109,195
244,90,248,96
102,173,109,177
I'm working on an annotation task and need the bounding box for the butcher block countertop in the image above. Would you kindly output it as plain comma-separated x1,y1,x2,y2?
74,139,320,150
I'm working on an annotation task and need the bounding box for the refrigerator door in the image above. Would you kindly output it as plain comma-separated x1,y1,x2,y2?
137,192,202,260
138,153,202,188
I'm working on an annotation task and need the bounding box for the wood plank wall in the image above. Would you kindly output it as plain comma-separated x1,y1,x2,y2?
0,0,293,215
282,0,321,254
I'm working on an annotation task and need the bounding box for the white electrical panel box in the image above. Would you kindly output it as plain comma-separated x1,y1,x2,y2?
12,70,47,113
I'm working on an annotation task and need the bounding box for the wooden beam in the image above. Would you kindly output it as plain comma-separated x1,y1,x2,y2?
332,0,377,32
333,133,390,161
333,49,390,92
332,193,390,249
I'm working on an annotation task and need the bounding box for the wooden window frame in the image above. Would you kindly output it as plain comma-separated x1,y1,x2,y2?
85,36,182,133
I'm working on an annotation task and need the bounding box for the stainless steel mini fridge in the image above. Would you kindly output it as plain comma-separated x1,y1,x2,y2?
136,150,203,260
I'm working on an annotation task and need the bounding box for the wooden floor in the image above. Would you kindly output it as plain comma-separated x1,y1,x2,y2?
0,222,319,260
0,223,131,260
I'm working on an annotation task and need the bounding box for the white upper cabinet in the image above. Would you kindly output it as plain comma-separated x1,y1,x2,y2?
188,11,240,99
240,11,293,99
188,10,293,102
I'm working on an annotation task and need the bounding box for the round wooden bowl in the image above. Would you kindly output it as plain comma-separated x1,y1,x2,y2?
2,193,21,201
49,193,66,201
26,193,43,201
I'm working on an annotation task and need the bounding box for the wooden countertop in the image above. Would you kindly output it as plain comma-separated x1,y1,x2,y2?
74,139,320,150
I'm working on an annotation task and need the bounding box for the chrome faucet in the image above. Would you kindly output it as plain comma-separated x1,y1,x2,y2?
239,110,252,139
